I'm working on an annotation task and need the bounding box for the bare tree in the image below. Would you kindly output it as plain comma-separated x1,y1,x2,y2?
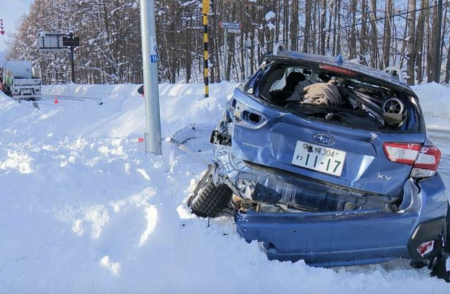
383,0,393,69
349,0,358,59
7,0,450,85
320,0,327,56
406,0,417,85
290,0,299,51
415,0,426,84
303,0,312,53
369,0,378,68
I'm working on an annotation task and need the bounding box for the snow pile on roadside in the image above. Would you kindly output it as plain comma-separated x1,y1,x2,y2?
42,82,239,139
412,83,450,129
0,82,448,294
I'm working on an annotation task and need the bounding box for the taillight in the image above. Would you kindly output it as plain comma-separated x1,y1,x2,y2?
412,146,441,177
383,143,441,178
383,143,421,165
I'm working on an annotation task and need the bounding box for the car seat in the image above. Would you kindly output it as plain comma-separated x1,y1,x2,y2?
283,72,306,94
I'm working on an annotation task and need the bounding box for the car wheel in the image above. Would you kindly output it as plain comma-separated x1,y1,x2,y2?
189,177,232,218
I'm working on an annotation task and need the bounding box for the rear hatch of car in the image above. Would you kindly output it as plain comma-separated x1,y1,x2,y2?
230,90,426,197
268,115,425,196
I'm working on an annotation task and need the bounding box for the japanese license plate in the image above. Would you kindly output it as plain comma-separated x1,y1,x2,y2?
291,141,346,176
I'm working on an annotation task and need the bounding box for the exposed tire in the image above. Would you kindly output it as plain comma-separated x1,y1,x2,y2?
430,204,450,282
189,178,232,218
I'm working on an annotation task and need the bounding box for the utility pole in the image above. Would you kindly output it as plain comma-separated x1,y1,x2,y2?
224,30,228,81
434,0,443,83
140,0,162,155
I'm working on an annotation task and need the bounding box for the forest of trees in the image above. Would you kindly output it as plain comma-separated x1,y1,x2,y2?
6,0,450,86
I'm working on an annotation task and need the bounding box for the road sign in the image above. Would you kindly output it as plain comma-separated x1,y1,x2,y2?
150,37,158,63
221,22,240,29
63,36,80,47
38,31,80,83
38,32,67,51
221,22,241,34
227,28,241,34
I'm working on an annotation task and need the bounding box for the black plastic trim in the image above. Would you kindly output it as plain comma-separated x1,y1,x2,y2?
408,217,447,261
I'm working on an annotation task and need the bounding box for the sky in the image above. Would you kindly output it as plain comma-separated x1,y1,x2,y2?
0,0,33,57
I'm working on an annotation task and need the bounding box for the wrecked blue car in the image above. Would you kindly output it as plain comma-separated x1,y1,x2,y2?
188,51,449,281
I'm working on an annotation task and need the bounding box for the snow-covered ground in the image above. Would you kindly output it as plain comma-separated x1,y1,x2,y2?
0,82,449,294
412,83,450,129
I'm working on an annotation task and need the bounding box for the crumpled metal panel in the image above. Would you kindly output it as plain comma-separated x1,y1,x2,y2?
234,175,446,266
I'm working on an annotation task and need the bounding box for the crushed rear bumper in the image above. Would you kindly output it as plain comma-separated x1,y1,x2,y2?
235,175,447,267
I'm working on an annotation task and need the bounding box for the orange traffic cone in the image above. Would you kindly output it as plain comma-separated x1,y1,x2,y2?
54,97,59,104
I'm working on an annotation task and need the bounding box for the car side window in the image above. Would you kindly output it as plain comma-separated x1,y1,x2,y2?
259,67,285,98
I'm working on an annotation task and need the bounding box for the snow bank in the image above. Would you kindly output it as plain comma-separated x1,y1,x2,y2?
0,82,449,294
412,83,450,128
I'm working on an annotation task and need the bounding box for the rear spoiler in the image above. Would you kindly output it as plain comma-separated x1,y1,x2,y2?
258,41,285,65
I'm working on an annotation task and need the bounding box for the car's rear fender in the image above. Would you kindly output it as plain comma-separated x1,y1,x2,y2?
415,173,447,221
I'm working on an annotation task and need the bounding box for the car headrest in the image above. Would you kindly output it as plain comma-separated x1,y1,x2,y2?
286,72,306,84
284,72,306,92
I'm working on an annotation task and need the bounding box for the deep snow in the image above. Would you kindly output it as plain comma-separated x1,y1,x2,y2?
0,82,449,294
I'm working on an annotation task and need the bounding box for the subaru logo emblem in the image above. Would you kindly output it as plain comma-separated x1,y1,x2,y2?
313,134,335,146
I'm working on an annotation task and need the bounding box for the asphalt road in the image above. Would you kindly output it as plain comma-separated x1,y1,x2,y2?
428,126,450,153
428,127,450,199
